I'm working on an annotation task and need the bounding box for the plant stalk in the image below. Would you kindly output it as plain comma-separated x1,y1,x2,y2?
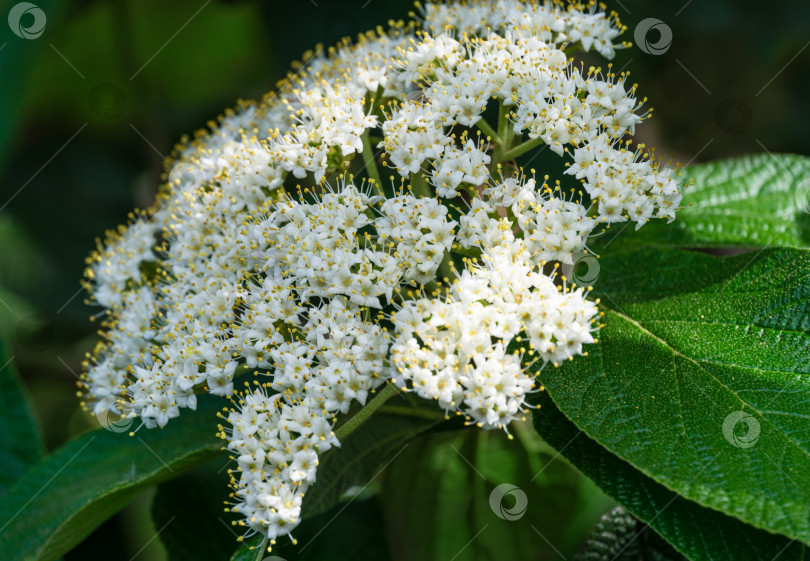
496,136,545,164
361,132,384,197
335,382,399,439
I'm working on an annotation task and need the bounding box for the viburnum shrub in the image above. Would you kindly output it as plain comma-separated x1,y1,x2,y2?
0,1,801,560
83,0,678,544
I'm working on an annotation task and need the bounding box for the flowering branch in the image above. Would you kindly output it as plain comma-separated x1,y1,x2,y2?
335,382,400,440
496,136,545,163
78,0,682,547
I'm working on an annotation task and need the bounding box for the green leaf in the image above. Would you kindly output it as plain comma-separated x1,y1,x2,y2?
0,339,44,495
574,506,686,561
533,392,808,561
230,535,268,561
596,154,810,250
302,403,443,519
378,425,615,561
535,247,810,545
0,394,226,561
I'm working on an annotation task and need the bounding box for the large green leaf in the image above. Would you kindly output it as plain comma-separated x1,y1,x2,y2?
596,154,810,250
0,394,225,561
378,425,614,561
0,340,44,495
534,247,810,545
301,402,444,519
533,391,808,561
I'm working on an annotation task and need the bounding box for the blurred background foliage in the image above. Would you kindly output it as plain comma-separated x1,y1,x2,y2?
0,0,808,559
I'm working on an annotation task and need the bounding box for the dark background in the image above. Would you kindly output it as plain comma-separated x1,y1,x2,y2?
0,0,808,558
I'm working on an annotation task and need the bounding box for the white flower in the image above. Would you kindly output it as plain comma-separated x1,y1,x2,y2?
80,0,680,546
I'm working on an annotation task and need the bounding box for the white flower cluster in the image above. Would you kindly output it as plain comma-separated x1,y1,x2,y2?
392,242,597,429
79,0,681,547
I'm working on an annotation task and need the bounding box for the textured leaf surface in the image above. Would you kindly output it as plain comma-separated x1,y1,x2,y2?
229,535,267,561
574,506,686,561
0,340,44,496
534,392,809,561
379,426,614,561
596,154,810,250
536,248,810,543
0,395,224,561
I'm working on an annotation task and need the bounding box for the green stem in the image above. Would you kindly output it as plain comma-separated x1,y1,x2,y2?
494,102,515,161
361,132,383,197
475,117,500,145
335,382,399,439
410,172,433,199
377,405,447,422
451,244,481,259
496,136,545,163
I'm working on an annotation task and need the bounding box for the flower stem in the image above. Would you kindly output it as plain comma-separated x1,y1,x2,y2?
494,101,514,161
361,131,384,197
335,382,399,439
496,136,545,163
410,172,433,199
451,244,481,258
377,405,447,422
